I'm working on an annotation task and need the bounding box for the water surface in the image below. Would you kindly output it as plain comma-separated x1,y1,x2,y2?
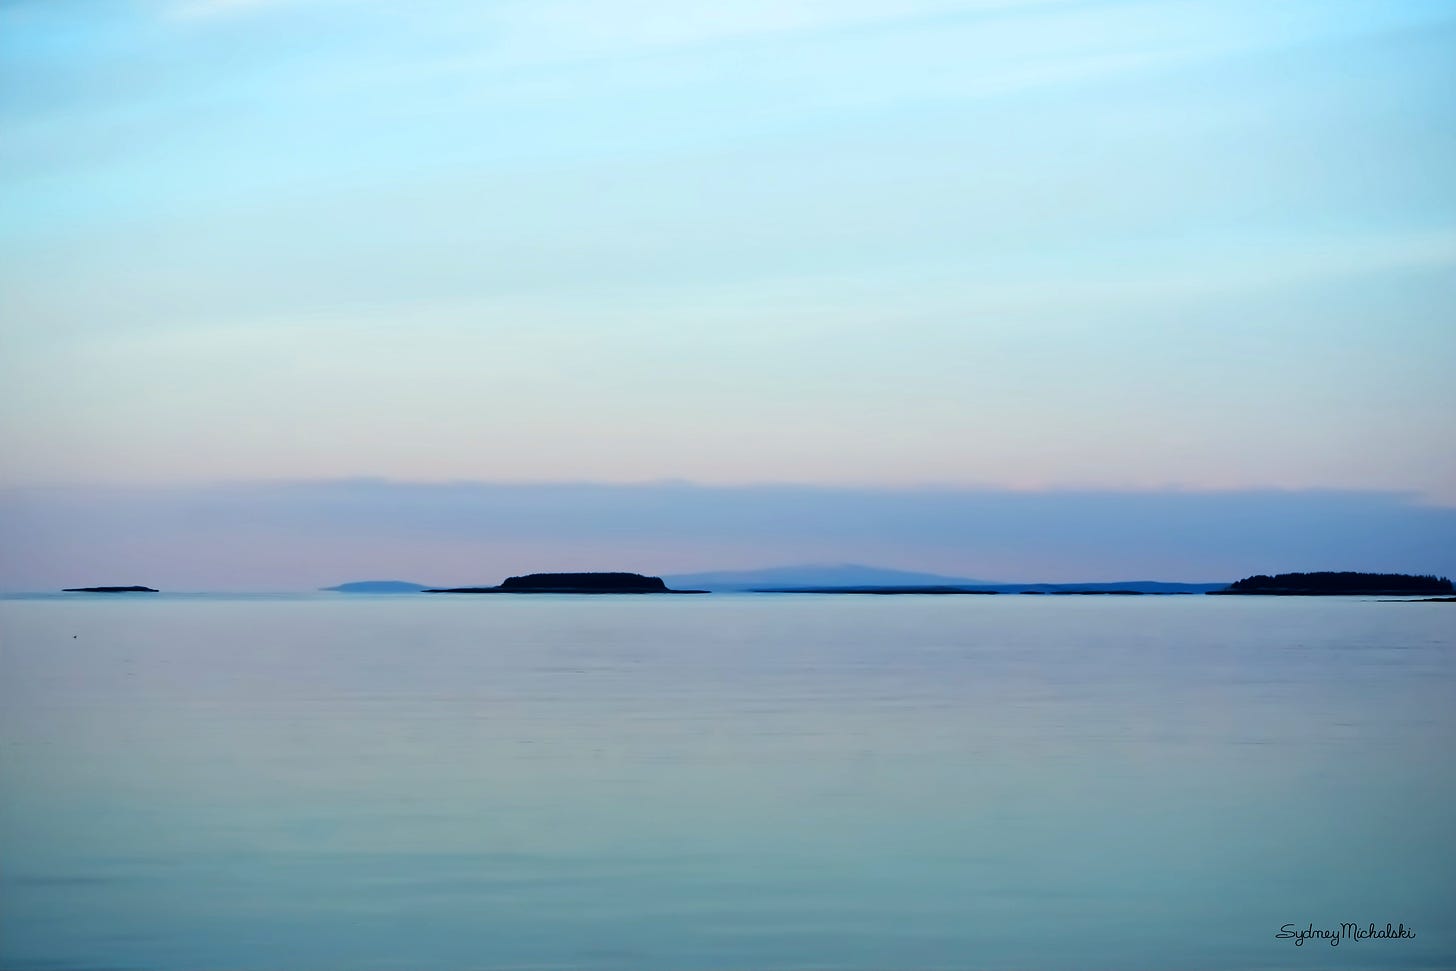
1,594,1452,969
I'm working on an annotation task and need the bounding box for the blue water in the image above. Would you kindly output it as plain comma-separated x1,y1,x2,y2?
1,594,1452,969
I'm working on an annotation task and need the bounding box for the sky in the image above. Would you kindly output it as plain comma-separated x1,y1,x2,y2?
1,0,1454,587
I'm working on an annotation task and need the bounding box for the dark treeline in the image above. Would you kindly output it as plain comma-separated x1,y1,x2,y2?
1216,572,1453,595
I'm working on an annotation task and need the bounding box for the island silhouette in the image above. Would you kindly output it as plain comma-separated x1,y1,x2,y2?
425,572,706,594
1210,572,1453,596
62,585,159,593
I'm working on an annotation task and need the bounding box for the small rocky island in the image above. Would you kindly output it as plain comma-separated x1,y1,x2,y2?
62,586,159,593
426,572,707,594
1209,572,1453,596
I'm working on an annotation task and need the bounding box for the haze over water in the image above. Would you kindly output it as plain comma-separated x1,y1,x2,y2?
2,594,1452,969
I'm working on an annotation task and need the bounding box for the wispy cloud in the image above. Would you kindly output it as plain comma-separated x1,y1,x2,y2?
6,1,1453,507
164,0,1042,36
3,480,1452,590
477,0,1041,59
164,0,346,19
167,0,301,19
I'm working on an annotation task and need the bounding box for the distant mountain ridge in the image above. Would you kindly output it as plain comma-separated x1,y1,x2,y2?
663,564,1222,593
321,580,431,593
664,564,993,590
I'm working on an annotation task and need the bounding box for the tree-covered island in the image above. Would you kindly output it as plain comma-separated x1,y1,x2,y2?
426,572,706,594
1209,572,1453,596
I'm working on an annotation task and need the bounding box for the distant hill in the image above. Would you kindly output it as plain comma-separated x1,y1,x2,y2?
321,580,431,593
665,564,992,591
665,564,1222,594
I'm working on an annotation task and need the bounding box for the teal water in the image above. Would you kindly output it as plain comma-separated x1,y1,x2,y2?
1,594,1452,969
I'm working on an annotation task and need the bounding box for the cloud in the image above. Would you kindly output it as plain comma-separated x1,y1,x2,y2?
162,0,1034,39
481,0,1034,59
2,480,1452,591
168,0,282,18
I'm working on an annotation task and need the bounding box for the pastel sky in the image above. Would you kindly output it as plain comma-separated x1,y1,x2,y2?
1,1,1454,586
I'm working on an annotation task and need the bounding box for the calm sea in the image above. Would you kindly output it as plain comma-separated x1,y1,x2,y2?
1,594,1452,970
